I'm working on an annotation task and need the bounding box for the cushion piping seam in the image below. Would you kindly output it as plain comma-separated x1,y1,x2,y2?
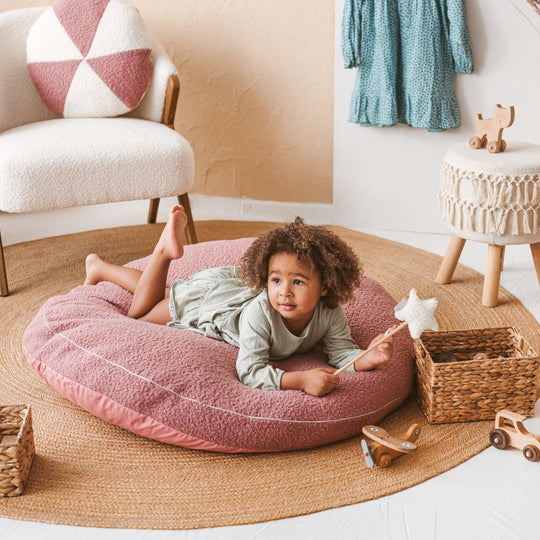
41,305,403,425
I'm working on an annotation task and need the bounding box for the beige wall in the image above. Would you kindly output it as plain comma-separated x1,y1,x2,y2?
2,0,334,204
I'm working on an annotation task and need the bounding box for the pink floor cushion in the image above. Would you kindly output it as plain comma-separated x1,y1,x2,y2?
23,238,414,453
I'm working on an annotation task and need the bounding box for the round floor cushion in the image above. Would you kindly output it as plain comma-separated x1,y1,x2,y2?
23,237,414,453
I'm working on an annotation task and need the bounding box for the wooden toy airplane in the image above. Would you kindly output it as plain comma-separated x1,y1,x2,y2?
361,423,421,468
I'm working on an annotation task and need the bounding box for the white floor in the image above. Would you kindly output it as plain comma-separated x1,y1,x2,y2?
1,198,540,540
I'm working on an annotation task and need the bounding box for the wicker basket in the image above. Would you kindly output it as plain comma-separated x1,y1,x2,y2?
415,327,540,424
0,405,35,497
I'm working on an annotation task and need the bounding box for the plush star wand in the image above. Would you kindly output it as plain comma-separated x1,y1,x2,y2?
334,289,439,375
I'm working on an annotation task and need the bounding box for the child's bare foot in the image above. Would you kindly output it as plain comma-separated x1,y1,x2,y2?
154,205,188,260
84,253,105,285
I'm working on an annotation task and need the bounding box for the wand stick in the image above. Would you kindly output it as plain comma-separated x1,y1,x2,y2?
333,288,439,376
334,321,408,375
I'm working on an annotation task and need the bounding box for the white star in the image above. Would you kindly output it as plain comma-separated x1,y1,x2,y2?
394,288,439,339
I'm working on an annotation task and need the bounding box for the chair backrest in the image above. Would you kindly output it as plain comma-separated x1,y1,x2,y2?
0,7,178,132
0,8,55,133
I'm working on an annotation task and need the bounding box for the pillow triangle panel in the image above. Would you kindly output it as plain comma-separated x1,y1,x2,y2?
27,60,82,116
63,61,128,117
87,50,153,109
27,8,83,62
87,0,152,58
54,0,110,57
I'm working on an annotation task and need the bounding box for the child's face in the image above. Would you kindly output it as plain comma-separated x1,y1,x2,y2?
267,252,327,335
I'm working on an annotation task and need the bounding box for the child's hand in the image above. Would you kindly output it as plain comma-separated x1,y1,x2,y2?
355,326,395,371
281,368,339,396
301,368,340,396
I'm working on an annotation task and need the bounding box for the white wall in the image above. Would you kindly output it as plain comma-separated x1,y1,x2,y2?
333,0,540,234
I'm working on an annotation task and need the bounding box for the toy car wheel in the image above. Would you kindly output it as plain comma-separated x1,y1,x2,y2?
489,429,508,449
487,140,499,153
469,136,482,149
523,445,540,462
500,139,507,152
378,454,392,468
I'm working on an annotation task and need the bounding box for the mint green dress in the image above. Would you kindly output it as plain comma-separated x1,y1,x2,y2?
168,266,362,390
342,0,473,131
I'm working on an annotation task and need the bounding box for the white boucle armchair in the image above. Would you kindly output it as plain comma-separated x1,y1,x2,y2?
0,7,197,296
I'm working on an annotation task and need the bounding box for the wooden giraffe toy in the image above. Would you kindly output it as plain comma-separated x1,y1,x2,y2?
469,104,515,153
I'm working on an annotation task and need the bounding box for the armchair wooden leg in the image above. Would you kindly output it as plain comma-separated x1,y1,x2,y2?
435,235,466,284
0,231,9,297
482,244,504,307
147,198,160,224
178,193,198,244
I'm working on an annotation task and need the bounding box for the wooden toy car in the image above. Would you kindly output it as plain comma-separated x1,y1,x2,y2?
361,423,421,468
490,409,540,461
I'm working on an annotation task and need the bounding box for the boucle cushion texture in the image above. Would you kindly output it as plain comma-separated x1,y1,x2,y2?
26,0,153,118
0,117,194,213
23,238,414,453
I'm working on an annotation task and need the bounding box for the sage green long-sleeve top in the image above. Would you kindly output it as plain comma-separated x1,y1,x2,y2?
168,266,362,390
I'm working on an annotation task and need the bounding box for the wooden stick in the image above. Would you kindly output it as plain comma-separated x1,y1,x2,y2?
334,321,408,375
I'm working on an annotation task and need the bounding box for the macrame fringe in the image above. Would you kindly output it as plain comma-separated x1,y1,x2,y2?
438,163,540,236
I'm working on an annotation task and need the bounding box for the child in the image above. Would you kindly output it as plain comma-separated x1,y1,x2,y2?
85,205,394,396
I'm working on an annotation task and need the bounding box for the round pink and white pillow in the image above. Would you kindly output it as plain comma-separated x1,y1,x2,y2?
26,0,153,118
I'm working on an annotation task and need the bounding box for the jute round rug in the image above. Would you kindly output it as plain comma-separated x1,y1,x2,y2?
1,221,539,529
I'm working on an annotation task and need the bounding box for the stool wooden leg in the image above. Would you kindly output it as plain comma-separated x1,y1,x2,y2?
0,230,9,297
435,235,466,284
482,244,504,307
531,242,540,287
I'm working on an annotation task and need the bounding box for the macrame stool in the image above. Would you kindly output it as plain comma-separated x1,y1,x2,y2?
436,141,540,307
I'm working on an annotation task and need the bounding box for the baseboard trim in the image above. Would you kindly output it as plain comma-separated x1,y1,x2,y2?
189,194,334,225
0,196,334,246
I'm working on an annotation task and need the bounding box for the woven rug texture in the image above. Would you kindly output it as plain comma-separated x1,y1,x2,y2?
0,221,538,529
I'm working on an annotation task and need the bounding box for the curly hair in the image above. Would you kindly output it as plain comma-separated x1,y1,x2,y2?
240,217,363,309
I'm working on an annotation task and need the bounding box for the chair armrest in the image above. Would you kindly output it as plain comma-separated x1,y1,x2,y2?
127,34,179,124
162,75,180,128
